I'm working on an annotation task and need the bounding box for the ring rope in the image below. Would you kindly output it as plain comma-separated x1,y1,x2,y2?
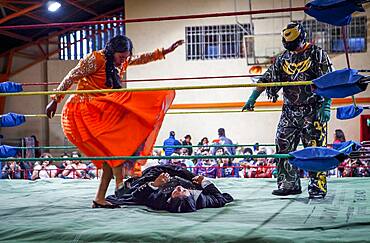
0,7,308,30
0,81,313,97
20,74,261,86
3,107,341,118
16,143,280,150
0,154,293,162
19,70,370,87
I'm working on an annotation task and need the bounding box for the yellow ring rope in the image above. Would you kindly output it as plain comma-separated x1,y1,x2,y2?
1,108,339,118
0,81,313,97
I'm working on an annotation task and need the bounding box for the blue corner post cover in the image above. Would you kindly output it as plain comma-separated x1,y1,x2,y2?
305,0,365,26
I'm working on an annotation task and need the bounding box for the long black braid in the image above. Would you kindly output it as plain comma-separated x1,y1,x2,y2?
103,35,133,89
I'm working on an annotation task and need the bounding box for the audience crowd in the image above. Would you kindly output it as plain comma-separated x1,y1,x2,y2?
1,128,369,180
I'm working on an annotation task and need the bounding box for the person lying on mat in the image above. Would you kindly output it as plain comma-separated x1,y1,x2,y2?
106,164,233,213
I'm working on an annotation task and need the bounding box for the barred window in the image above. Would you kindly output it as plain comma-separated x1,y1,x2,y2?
185,24,253,60
303,16,367,53
59,15,125,60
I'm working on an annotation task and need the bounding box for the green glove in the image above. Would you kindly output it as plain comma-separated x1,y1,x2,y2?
318,98,331,123
242,89,262,111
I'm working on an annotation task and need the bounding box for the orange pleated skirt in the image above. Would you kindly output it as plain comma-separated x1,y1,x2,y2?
61,90,175,169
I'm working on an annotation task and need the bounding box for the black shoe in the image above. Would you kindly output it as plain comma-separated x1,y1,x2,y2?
92,201,121,209
115,180,132,198
272,187,302,196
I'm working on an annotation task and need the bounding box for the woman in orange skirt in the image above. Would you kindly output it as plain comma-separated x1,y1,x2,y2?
46,35,183,208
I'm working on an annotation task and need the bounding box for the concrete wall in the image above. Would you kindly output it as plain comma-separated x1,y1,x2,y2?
1,0,369,149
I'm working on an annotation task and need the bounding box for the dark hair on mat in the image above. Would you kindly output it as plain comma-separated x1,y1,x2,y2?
335,129,346,142
167,195,196,213
103,35,133,89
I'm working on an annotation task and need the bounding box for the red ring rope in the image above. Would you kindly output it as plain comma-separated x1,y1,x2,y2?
20,74,260,86
0,7,308,30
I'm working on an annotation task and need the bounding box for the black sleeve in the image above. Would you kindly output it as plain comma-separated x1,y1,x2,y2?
202,182,222,195
200,183,233,208
131,183,157,204
258,58,282,83
257,56,283,102
132,183,169,210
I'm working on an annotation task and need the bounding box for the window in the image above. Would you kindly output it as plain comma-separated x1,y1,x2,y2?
303,16,367,53
59,15,125,60
186,23,253,60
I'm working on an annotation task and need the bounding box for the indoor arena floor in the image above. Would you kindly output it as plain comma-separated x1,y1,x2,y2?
0,178,369,242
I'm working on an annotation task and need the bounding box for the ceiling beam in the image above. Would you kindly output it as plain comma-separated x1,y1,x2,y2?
59,0,101,21
37,43,46,56
11,25,117,76
0,6,123,57
0,6,6,17
0,1,40,4
6,50,14,75
0,30,31,41
11,23,120,76
1,3,50,23
64,0,98,16
14,51,37,59
4,7,124,76
31,0,101,38
0,2,42,24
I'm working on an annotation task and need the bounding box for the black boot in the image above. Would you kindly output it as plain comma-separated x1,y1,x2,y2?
272,180,302,196
272,187,302,196
308,172,327,199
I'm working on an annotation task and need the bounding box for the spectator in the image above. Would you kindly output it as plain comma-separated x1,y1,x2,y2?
54,153,70,178
238,147,254,178
163,131,181,156
215,147,225,156
182,134,193,155
31,153,58,180
239,147,254,164
86,162,98,179
142,150,161,170
62,151,87,179
333,129,346,144
255,151,273,178
19,160,32,180
195,137,210,154
212,128,236,155
179,148,195,172
169,152,182,167
194,151,218,178
220,152,240,178
253,143,260,154
1,160,21,179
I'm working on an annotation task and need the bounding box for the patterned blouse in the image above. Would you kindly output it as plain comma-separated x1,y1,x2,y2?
51,48,165,103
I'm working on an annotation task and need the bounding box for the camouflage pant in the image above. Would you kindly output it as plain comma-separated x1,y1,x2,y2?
275,104,326,191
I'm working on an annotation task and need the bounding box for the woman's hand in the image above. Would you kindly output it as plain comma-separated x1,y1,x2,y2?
153,172,170,187
163,40,184,55
45,100,58,119
192,175,205,185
